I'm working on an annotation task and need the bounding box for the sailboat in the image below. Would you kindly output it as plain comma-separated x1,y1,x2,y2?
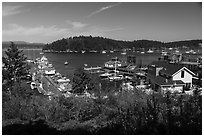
108,57,124,81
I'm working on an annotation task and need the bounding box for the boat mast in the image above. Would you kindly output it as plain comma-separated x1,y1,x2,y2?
115,57,117,77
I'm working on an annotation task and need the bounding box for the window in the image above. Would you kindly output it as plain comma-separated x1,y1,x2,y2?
181,70,184,78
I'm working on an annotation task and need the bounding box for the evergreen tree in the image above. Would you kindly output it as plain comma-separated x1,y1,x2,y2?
2,42,30,87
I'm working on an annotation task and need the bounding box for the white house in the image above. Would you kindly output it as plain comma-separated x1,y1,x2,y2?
147,61,198,93
172,67,197,89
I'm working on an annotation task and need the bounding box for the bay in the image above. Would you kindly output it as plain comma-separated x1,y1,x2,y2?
2,49,162,78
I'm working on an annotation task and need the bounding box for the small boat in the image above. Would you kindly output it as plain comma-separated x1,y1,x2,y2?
141,51,145,54
110,50,114,53
121,52,127,55
108,74,124,81
102,50,106,54
81,50,85,53
100,72,113,78
147,49,154,53
40,52,44,55
48,63,53,68
64,61,69,65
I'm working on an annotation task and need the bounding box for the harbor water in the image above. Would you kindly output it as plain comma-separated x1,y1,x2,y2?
2,49,201,79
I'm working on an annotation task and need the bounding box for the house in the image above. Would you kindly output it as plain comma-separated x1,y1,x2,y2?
147,61,197,93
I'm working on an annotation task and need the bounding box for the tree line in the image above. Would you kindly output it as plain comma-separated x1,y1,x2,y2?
2,41,44,49
42,35,201,52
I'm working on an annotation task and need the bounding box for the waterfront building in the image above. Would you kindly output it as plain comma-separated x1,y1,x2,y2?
147,61,198,93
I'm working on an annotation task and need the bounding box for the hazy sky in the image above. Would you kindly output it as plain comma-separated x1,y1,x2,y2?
2,2,202,43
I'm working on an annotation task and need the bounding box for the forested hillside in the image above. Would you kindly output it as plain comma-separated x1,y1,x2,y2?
2,41,45,49
42,36,201,52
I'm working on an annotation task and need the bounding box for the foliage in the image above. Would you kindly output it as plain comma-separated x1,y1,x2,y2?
42,35,201,52
72,67,100,94
3,42,30,86
2,67,202,135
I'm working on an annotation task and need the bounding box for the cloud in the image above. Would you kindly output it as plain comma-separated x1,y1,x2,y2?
3,23,123,43
2,4,27,17
3,24,68,37
86,2,121,18
66,20,87,29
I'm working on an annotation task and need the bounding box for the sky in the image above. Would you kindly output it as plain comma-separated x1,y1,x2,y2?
2,2,202,44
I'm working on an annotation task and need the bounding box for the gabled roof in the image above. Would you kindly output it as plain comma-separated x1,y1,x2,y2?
147,73,185,86
172,67,196,77
151,61,183,76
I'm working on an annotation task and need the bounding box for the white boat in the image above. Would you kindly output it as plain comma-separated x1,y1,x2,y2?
147,49,154,53
100,72,113,78
40,52,44,55
102,50,106,54
81,50,85,53
121,49,127,55
110,50,114,53
108,74,124,81
90,50,97,53
84,66,102,71
141,51,145,54
48,63,53,68
44,68,56,75
121,52,127,55
64,61,69,65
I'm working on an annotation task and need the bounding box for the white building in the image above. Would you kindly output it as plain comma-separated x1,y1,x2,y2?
147,61,198,93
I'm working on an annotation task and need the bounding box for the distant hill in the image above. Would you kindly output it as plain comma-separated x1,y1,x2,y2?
42,35,202,52
2,41,45,49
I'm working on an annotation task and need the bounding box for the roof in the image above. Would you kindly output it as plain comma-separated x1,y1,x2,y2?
44,67,55,71
151,61,183,75
147,73,185,86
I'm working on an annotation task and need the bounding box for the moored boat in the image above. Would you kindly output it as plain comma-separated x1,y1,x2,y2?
64,61,69,65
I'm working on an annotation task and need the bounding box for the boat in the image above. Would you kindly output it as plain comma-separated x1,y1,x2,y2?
81,50,85,53
102,50,106,54
90,50,97,53
110,50,114,53
84,66,102,71
100,72,113,78
147,49,154,53
121,52,127,55
141,51,145,54
108,75,124,81
64,61,69,65
121,49,127,55
40,52,44,55
48,63,53,68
